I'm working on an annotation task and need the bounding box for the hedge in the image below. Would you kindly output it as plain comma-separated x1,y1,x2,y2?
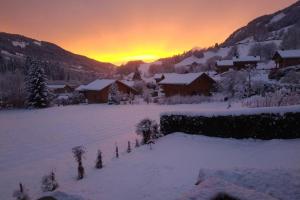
160,112,300,139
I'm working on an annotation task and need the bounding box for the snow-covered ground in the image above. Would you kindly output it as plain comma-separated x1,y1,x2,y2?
0,103,300,200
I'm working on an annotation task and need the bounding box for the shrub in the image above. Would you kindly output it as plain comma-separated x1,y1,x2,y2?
72,146,86,180
127,141,131,153
136,119,160,144
95,150,103,169
211,192,240,200
41,172,58,192
160,111,300,139
242,89,300,108
13,183,30,200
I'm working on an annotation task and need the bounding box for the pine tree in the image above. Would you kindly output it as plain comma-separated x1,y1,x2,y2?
25,58,49,108
95,150,103,169
115,144,119,158
132,68,142,81
108,82,121,105
127,141,131,153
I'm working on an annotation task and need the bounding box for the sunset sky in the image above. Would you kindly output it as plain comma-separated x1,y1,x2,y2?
0,0,297,65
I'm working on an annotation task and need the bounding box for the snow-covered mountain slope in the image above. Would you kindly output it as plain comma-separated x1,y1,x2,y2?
175,48,231,68
0,32,115,78
222,1,300,46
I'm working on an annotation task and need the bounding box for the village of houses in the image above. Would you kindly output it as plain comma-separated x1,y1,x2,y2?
47,49,300,106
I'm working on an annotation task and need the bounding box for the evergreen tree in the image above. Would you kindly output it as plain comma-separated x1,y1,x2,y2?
95,150,103,169
108,82,121,105
132,68,142,81
127,141,131,153
25,58,49,108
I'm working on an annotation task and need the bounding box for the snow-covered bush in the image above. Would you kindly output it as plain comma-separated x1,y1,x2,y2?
242,88,300,108
269,65,300,80
72,146,86,180
218,70,249,99
142,88,152,104
132,80,145,94
13,183,30,200
52,92,85,106
41,171,58,192
211,192,239,200
25,58,50,108
159,95,216,105
108,83,121,105
280,70,300,84
136,119,161,144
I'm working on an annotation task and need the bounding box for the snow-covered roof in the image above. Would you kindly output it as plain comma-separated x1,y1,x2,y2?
48,84,67,89
233,56,260,62
154,74,164,79
276,50,300,59
120,80,135,87
76,79,115,91
159,73,206,85
216,60,234,66
174,55,202,67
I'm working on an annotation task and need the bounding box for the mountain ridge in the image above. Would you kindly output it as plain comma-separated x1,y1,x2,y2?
0,32,116,81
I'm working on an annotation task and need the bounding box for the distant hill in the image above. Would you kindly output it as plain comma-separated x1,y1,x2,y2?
222,1,300,46
0,32,116,81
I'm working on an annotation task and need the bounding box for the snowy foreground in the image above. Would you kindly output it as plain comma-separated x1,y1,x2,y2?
0,103,300,200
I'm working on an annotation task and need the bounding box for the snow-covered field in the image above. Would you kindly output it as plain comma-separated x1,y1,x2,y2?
1,103,300,200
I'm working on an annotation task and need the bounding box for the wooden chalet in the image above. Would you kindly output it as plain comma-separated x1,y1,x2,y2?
76,79,138,103
215,56,260,73
272,49,300,68
215,60,234,73
48,84,74,94
158,73,216,97
232,56,260,70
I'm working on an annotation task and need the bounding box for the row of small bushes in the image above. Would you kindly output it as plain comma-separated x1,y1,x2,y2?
160,112,300,139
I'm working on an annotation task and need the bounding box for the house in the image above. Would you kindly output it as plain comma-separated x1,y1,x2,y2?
272,49,300,68
48,84,74,94
215,60,234,73
233,56,260,70
215,56,260,73
158,73,216,97
76,79,138,103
